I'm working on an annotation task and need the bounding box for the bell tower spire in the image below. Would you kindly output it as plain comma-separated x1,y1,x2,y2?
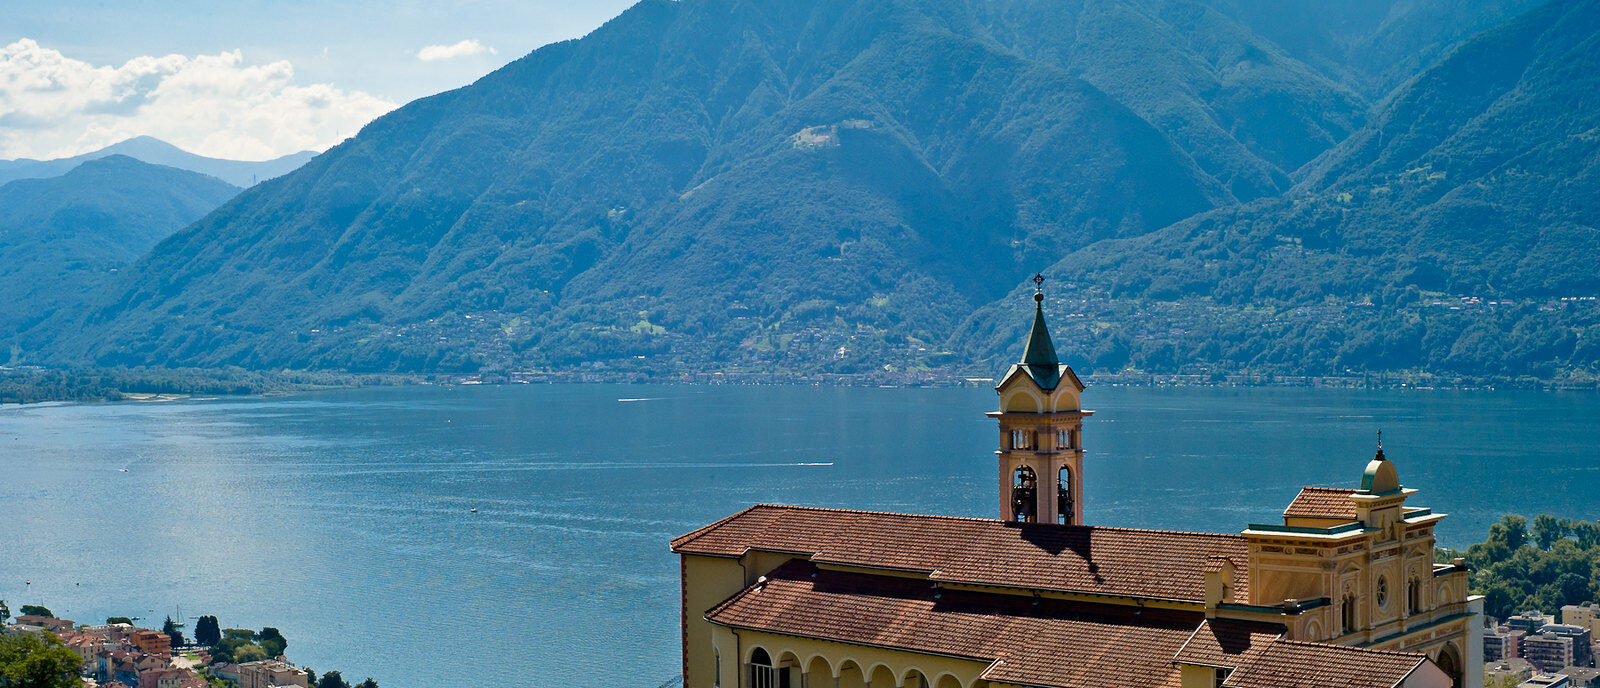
989,275,1091,525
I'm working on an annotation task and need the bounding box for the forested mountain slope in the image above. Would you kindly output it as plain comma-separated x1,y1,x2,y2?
960,0,1600,380
54,0,1407,374
0,156,239,354
1207,0,1547,99
31,0,1581,380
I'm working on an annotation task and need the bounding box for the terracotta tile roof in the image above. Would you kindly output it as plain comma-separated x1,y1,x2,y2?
1173,619,1285,668
1223,639,1430,688
706,560,1204,688
672,504,1250,602
1283,487,1359,520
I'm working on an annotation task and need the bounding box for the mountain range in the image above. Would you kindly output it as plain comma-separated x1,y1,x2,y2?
0,156,240,360
11,0,1597,382
0,137,316,189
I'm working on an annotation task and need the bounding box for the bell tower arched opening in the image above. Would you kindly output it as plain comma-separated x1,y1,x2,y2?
1012,466,1038,522
1058,466,1074,525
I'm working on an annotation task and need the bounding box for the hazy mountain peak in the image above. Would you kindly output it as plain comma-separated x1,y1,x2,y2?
0,137,317,188
0,155,239,352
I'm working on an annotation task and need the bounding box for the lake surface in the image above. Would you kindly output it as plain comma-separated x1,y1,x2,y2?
2,384,1597,687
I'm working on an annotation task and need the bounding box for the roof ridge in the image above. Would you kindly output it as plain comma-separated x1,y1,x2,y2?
746,503,1245,539
1173,620,1208,662
1272,638,1427,660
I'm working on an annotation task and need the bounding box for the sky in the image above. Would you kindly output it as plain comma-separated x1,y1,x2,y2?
1,0,638,161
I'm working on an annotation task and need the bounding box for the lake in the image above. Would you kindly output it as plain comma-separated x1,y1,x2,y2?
1,384,1596,687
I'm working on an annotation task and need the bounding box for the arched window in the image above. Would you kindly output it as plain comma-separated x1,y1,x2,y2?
1408,577,1421,614
749,648,776,688
1057,466,1074,525
1012,466,1038,523
1341,593,1358,633
1010,429,1036,450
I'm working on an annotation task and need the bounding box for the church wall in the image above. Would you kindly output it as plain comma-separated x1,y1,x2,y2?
683,554,751,688
744,551,799,586
1401,662,1454,688
1178,663,1219,688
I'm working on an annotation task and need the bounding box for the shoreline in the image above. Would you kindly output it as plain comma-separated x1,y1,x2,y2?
5,364,1600,406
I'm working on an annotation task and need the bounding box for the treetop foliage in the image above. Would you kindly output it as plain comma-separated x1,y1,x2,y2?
0,632,83,688
1461,514,1600,620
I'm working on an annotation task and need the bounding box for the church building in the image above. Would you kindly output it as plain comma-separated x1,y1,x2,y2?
672,283,1484,688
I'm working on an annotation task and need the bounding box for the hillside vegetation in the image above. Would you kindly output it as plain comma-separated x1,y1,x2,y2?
0,156,238,354
961,0,1600,382
1449,514,1600,621
18,0,1589,382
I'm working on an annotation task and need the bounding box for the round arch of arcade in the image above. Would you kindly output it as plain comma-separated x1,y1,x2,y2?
1434,641,1463,688
741,641,978,688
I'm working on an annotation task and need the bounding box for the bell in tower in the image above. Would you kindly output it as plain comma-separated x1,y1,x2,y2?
989,275,1092,525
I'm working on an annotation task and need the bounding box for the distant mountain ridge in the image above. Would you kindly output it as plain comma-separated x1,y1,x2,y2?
0,156,239,353
24,0,1592,382
0,137,316,189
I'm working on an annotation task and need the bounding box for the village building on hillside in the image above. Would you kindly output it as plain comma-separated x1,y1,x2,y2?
3,615,208,688
672,281,1485,688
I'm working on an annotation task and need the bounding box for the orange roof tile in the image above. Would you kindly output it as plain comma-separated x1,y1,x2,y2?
1224,640,1430,688
706,560,1203,688
1173,619,1285,668
672,504,1250,602
1283,487,1358,520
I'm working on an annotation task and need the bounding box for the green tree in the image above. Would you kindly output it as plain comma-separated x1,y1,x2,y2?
232,644,268,663
194,616,220,647
357,679,379,688
17,605,52,618
1532,514,1565,550
0,631,83,688
316,670,349,688
1487,515,1528,550
211,630,261,665
257,627,286,658
0,600,9,625
105,617,132,625
161,616,184,648
1468,513,1600,619
1574,521,1600,550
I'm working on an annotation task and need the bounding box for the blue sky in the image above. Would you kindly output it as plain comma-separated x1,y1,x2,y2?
2,0,638,160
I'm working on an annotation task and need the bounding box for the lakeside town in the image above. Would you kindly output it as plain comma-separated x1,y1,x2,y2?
1484,605,1600,688
0,603,374,688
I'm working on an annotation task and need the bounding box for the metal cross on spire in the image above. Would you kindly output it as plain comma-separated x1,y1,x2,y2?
1032,273,1045,294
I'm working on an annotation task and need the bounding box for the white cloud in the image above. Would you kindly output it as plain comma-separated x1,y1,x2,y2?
0,38,398,161
416,39,496,62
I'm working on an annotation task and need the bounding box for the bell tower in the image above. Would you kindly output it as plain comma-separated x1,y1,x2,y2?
989,275,1091,525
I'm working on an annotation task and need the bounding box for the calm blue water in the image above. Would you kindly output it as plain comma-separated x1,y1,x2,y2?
1,384,1597,687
